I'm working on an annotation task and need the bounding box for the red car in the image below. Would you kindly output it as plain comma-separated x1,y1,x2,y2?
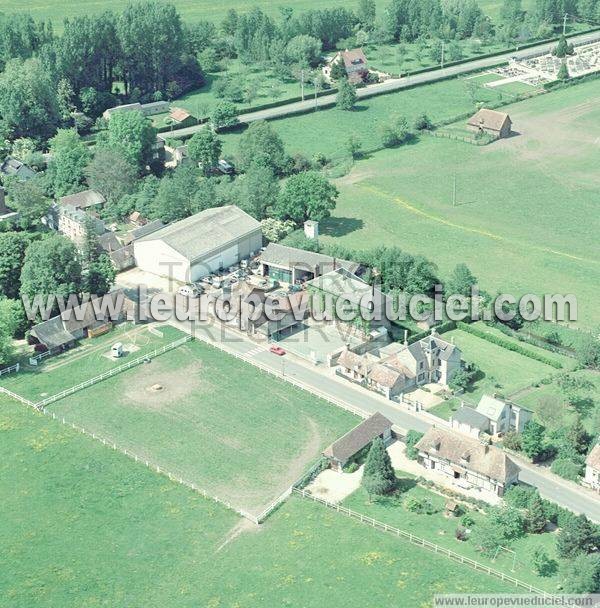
269,345,286,356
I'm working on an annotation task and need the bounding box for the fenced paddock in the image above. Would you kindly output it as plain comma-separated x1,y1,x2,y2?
294,489,548,596
43,338,358,517
0,324,184,403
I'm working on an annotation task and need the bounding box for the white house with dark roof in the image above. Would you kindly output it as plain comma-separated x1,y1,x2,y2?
414,426,520,496
451,395,533,437
133,205,262,282
584,444,600,491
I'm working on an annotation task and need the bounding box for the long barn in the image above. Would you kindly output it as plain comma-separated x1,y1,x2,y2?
133,205,262,283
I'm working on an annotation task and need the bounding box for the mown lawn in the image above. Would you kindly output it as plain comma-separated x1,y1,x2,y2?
342,478,561,592
47,338,358,514
439,328,559,401
1,396,515,607
0,323,185,402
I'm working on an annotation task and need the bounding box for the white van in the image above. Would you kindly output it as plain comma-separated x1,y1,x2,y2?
178,284,201,298
111,343,123,358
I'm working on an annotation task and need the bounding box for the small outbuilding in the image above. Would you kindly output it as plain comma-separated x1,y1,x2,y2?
323,412,393,471
467,109,512,139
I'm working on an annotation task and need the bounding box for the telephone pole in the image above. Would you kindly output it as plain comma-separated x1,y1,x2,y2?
441,41,445,69
452,174,457,207
300,69,305,102
563,13,568,35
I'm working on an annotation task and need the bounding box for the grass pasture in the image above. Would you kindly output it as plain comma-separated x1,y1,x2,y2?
308,77,600,329
343,476,561,591
0,394,515,607
46,338,357,514
0,323,184,402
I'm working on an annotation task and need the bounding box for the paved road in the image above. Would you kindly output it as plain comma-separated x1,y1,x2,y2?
172,316,600,522
165,29,600,140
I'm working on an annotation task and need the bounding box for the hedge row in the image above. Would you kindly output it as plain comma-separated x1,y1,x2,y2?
456,322,563,368
407,320,457,345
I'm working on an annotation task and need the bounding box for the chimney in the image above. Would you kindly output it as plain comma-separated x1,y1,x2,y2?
304,220,319,240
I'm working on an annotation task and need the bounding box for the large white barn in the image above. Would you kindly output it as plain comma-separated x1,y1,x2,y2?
133,205,262,282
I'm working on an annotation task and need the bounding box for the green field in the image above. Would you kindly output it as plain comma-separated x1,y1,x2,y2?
0,0,520,27
434,327,560,401
1,397,516,607
343,475,561,591
248,77,600,329
221,74,510,160
0,323,184,402
46,338,357,514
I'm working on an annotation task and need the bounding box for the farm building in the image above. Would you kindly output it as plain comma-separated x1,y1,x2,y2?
584,444,600,491
260,243,360,285
323,412,393,471
414,427,519,496
0,156,36,181
168,108,196,129
133,205,262,282
467,109,512,139
102,100,170,120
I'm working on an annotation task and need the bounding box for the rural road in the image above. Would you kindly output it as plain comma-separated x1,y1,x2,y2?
170,316,600,523
165,29,600,140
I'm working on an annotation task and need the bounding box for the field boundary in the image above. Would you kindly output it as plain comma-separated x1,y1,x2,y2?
294,488,548,596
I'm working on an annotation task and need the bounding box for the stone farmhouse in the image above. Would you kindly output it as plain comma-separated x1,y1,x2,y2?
414,426,520,496
337,330,462,399
451,395,533,438
467,108,512,139
584,444,600,491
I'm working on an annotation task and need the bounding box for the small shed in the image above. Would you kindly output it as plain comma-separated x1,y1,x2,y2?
323,412,393,471
467,109,512,139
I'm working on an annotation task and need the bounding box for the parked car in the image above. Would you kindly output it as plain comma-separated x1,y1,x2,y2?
178,284,201,298
269,345,286,356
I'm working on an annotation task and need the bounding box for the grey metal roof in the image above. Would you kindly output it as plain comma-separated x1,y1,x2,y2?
261,243,360,275
0,157,36,180
30,316,75,350
137,205,261,262
451,406,489,430
323,412,393,464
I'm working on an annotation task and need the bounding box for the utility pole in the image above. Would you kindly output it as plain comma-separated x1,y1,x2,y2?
300,69,305,102
314,79,319,110
563,13,568,35
452,174,457,207
441,41,445,69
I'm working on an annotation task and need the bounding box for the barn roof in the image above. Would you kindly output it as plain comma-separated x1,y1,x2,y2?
59,189,105,210
137,205,260,263
467,109,511,132
323,412,393,464
169,107,191,122
415,427,519,483
30,317,75,350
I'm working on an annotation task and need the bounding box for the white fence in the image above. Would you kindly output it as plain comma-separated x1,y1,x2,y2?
294,489,548,596
35,335,192,409
0,362,20,377
0,386,37,409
